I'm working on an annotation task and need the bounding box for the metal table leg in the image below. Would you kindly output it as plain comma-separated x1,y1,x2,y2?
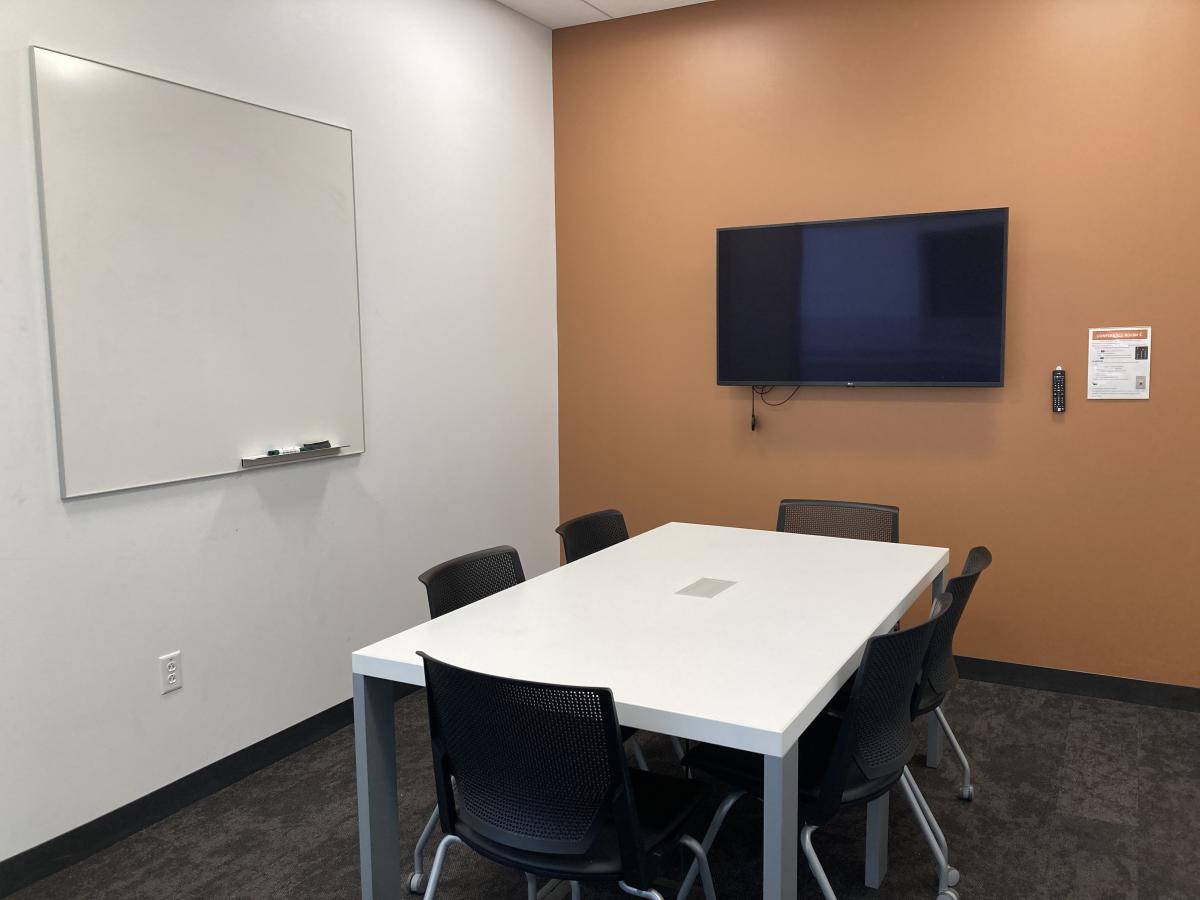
354,673,402,899
925,568,947,770
864,794,890,888
762,741,799,900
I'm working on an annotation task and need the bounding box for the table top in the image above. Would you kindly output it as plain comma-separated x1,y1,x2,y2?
353,522,948,756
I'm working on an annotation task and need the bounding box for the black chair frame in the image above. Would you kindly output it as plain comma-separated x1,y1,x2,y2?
919,546,993,801
556,508,630,563
418,653,717,900
417,545,525,620
409,545,526,893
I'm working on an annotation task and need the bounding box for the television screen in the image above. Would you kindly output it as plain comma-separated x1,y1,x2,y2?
717,208,1007,386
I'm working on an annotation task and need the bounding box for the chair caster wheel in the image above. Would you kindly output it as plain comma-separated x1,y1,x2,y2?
407,872,427,894
960,785,975,801
937,890,959,900
947,867,960,887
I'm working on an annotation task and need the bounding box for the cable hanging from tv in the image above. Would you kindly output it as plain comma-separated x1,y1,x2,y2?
750,385,801,431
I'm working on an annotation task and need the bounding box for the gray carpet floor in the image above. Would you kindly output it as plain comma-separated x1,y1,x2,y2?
12,680,1200,899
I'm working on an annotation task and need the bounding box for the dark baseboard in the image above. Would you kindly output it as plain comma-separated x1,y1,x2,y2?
0,683,418,899
956,656,1200,713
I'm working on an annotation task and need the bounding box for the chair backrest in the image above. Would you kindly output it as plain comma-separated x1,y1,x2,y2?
419,653,648,881
811,594,950,822
417,545,525,620
555,509,630,563
917,546,993,708
776,499,899,543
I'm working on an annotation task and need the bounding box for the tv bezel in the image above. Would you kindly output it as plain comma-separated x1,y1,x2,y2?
716,207,1008,388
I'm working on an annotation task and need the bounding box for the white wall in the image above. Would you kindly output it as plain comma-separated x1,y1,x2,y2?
0,0,558,860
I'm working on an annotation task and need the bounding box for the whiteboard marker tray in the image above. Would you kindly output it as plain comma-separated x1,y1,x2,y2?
241,445,348,468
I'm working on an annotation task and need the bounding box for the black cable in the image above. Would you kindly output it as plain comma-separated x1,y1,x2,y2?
751,384,801,430
753,385,801,406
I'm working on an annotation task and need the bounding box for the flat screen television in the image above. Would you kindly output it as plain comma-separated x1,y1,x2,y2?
717,208,1008,386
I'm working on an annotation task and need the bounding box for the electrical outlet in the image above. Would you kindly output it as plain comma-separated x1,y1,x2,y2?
159,650,182,694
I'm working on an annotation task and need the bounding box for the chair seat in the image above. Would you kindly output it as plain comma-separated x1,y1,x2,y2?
453,767,707,883
682,712,901,812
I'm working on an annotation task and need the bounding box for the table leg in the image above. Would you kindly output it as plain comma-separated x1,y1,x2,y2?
929,569,945,608
354,673,402,899
925,568,946,769
763,741,799,900
926,712,946,769
864,794,889,888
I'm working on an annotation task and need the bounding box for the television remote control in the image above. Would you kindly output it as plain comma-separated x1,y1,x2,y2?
1052,366,1066,413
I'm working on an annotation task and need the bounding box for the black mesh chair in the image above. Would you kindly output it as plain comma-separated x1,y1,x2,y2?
677,595,954,900
418,545,525,620
417,653,718,900
410,545,647,893
894,556,994,900
881,551,994,897
776,499,900,543
407,547,526,893
554,510,672,766
556,509,630,563
915,546,992,801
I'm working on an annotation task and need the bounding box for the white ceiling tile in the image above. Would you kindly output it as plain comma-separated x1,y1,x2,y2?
497,0,713,29
591,0,712,17
496,0,609,29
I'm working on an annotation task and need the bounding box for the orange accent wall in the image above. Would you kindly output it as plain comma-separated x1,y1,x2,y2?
552,0,1200,687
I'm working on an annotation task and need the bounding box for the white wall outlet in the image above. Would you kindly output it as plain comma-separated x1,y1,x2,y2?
159,650,182,694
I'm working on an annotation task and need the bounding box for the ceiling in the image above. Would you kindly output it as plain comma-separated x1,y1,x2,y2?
499,0,713,30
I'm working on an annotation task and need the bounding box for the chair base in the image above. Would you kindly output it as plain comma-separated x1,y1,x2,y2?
424,830,717,900
934,708,975,802
678,789,745,899
618,883,665,900
899,768,961,896
422,834,464,900
408,804,442,894
801,824,837,900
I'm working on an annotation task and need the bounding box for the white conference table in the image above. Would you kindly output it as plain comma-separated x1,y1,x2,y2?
353,522,948,900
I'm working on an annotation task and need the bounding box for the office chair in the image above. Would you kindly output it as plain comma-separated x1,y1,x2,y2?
410,545,650,893
419,542,648,769
417,653,719,900
418,545,525,620
915,546,993,801
556,509,630,563
407,546,528,892
677,594,956,900
555,509,685,765
896,556,994,898
776,499,900,543
804,550,993,898
871,551,994,897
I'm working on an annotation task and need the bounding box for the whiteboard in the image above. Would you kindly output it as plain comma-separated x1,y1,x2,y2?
30,47,365,498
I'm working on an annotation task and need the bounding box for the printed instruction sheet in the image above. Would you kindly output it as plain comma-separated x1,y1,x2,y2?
1088,326,1152,400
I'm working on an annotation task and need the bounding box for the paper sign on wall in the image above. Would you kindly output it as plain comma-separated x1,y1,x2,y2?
1087,326,1152,400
